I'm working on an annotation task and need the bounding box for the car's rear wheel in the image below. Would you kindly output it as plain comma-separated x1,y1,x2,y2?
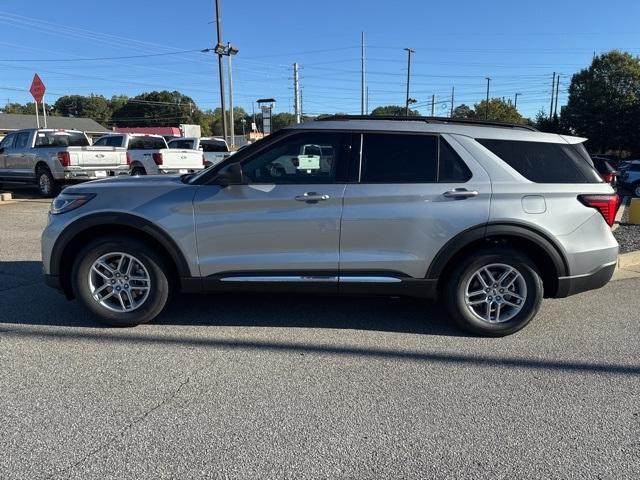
131,167,146,176
71,236,170,327
444,248,543,336
633,182,640,198
36,166,60,197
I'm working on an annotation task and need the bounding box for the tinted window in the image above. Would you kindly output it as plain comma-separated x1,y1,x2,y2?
361,133,438,183
15,132,30,149
1,133,16,149
201,140,228,152
168,139,194,149
128,136,166,150
438,137,472,182
242,132,344,184
34,131,89,147
92,137,107,146
477,139,602,183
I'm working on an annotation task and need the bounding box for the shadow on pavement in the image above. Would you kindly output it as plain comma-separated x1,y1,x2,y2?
0,260,464,336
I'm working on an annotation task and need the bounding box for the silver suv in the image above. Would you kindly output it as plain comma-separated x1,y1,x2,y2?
42,117,619,336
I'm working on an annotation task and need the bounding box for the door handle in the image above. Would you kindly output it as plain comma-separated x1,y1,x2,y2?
295,192,330,203
443,188,479,199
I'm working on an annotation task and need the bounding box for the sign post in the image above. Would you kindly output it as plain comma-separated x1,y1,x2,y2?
29,74,46,129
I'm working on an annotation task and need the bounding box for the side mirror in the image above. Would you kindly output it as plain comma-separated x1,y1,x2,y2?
215,162,245,186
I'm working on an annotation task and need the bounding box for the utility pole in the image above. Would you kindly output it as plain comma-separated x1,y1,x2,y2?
293,63,301,123
431,95,435,117
450,86,455,118
214,0,227,142
404,48,415,115
227,42,235,147
366,86,369,115
361,32,366,115
549,72,556,120
514,92,521,110
553,74,560,118
485,77,491,120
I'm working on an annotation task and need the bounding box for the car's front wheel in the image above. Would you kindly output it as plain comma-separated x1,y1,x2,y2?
71,236,170,326
444,248,543,336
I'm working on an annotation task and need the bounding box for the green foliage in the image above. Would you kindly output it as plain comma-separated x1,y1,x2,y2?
53,95,112,124
111,90,203,127
561,50,640,154
467,98,526,124
371,105,420,116
452,104,473,119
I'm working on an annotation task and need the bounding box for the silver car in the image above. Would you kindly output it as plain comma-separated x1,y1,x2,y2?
42,117,619,336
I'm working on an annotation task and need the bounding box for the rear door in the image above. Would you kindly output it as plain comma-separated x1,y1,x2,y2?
339,132,491,279
193,131,351,286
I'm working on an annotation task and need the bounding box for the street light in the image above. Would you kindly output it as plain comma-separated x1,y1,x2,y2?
203,42,239,145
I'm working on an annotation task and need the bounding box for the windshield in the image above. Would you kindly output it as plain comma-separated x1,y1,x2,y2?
34,131,89,147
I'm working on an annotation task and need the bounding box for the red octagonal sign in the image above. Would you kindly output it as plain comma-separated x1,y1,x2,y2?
29,73,45,103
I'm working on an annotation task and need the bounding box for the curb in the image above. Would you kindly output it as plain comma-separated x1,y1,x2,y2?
618,250,640,269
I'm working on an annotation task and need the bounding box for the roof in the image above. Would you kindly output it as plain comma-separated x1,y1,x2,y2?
288,116,584,144
114,126,181,136
317,115,538,131
0,113,109,133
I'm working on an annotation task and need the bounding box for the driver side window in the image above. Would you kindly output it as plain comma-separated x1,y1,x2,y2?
241,132,344,184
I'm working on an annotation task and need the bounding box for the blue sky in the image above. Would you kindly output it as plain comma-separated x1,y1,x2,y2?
1,0,639,122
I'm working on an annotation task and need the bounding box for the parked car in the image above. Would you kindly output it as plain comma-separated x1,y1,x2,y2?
42,116,619,336
619,160,640,196
93,133,204,175
0,128,128,196
591,156,617,187
167,137,232,168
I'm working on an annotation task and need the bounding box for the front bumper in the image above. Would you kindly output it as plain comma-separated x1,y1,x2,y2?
555,261,617,298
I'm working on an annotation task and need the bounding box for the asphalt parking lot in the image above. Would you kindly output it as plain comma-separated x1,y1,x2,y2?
1,192,639,479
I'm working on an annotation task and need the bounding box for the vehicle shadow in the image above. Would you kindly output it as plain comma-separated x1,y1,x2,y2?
0,185,51,202
0,260,466,337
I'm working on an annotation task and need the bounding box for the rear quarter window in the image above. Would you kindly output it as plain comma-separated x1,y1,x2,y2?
477,139,602,183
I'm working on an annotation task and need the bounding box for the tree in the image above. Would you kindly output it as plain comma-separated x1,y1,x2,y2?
53,95,111,124
469,98,526,124
371,105,419,116
561,50,640,154
452,104,473,119
111,90,204,127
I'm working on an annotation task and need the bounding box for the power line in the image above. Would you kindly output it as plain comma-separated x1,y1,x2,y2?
0,49,203,62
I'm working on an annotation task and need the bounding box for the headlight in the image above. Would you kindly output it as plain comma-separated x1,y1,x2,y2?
50,193,96,215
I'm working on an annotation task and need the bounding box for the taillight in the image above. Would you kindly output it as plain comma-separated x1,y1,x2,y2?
152,153,163,165
126,152,132,165
579,194,619,227
57,151,71,167
601,172,615,183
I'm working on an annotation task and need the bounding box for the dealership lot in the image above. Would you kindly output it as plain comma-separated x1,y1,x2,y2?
1,196,639,479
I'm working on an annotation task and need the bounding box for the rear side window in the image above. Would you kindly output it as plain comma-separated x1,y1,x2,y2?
128,136,167,150
361,134,438,183
477,139,602,183
359,134,471,183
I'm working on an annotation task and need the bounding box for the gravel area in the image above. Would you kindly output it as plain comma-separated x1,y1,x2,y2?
613,197,640,254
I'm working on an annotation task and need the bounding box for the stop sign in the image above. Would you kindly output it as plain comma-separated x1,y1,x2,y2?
29,74,45,103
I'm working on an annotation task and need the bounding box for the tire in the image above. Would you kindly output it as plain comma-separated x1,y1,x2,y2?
633,182,640,198
444,248,543,336
131,167,146,176
71,236,170,327
36,166,60,197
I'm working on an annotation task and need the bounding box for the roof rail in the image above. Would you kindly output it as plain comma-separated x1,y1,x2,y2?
315,115,538,132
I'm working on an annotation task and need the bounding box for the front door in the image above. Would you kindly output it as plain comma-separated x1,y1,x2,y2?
5,131,33,178
193,131,351,288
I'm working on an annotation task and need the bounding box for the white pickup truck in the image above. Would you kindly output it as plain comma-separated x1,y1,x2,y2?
167,137,233,168
93,133,204,176
0,128,128,196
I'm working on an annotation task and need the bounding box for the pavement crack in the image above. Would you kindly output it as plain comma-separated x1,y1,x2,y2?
45,375,192,479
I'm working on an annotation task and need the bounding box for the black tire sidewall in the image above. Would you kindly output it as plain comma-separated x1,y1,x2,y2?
446,249,543,336
72,237,169,327
132,167,146,176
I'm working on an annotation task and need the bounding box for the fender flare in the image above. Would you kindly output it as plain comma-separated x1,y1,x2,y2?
50,212,191,278
426,222,569,280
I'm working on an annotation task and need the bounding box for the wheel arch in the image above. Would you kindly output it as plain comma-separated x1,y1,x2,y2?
51,213,191,299
428,222,569,298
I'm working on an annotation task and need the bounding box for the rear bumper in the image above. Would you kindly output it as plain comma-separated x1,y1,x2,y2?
56,167,130,181
555,261,617,298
